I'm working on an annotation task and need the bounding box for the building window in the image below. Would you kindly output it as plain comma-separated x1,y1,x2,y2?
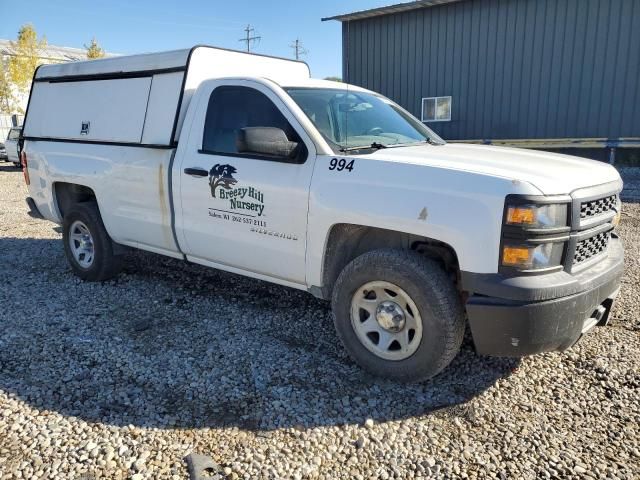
421,96,452,122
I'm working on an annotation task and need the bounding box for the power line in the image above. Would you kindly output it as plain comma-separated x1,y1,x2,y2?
239,25,261,53
289,38,308,61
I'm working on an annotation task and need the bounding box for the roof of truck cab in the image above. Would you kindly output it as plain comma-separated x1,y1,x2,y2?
276,78,368,92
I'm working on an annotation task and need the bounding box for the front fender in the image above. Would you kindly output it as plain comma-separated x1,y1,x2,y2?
306,155,542,287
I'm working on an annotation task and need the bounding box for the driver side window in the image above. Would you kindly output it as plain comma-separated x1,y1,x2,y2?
201,86,305,163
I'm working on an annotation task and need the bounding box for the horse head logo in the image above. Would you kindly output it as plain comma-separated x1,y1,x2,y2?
209,164,238,198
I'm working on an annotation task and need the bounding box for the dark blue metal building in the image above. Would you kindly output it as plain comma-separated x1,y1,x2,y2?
324,0,640,162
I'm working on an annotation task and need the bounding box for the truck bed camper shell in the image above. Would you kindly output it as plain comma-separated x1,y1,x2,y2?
23,46,310,147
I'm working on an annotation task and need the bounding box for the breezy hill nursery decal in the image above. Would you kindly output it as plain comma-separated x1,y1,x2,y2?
208,164,265,217
206,164,298,241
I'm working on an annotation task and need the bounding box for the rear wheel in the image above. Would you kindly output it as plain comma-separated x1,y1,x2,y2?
62,202,123,281
331,249,465,382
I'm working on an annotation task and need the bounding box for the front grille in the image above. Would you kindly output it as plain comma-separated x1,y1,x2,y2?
574,231,611,264
580,195,617,220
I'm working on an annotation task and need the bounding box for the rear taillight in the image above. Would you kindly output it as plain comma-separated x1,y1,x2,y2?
21,151,30,185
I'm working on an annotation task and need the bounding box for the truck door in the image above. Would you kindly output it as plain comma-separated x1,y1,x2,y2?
176,81,316,285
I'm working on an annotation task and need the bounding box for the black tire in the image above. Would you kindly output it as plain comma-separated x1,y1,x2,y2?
62,202,123,281
331,249,465,382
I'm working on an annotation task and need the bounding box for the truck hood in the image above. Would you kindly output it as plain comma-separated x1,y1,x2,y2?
368,143,621,195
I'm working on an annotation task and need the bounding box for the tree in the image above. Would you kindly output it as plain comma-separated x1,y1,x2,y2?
8,24,47,92
0,58,17,114
324,76,342,82
85,37,105,59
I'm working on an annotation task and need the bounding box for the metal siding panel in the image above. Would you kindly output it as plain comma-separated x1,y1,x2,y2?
597,0,618,136
476,3,495,138
456,2,471,138
609,0,632,136
388,14,396,101
600,0,623,137
562,0,584,138
353,22,360,85
420,8,431,121
437,6,447,99
342,22,348,82
428,8,439,106
344,0,638,141
401,13,410,109
387,15,394,99
585,0,611,136
562,0,589,136
371,18,377,91
373,18,382,93
528,0,547,137
545,0,567,137
382,16,389,97
348,22,362,85
631,0,640,137
620,0,640,136
345,21,355,84
487,0,498,136
394,14,403,102
469,2,487,138
360,21,367,88
360,20,367,88
347,21,356,84
534,0,554,137
575,1,599,137
441,3,456,138
351,21,360,86
505,0,522,138
467,1,482,138
414,10,425,120
492,0,509,137
518,0,533,136
360,21,368,87
407,13,417,117
450,2,465,138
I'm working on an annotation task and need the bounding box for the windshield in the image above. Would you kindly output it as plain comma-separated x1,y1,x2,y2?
285,88,445,153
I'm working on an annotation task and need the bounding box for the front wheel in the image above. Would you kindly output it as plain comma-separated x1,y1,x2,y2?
331,249,465,382
62,202,123,281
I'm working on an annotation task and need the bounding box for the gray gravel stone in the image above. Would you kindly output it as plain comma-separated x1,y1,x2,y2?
0,166,639,479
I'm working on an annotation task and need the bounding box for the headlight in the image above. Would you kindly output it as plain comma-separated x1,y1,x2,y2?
505,203,568,229
502,242,565,270
501,196,570,273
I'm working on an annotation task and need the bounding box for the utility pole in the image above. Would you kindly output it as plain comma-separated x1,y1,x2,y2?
239,25,261,52
289,38,308,60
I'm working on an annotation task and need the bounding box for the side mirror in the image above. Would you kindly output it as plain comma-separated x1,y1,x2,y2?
237,127,298,159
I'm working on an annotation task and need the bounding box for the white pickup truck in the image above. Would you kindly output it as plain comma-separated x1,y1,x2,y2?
21,46,624,382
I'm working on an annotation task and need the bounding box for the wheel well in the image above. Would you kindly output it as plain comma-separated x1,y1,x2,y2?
318,224,460,299
54,182,97,218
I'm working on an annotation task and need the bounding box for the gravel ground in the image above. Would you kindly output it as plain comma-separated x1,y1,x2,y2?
0,163,638,480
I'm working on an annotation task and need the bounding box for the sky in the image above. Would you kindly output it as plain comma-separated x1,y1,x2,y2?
0,0,396,79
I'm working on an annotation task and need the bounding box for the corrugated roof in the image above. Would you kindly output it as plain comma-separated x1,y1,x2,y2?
322,0,464,22
0,39,116,62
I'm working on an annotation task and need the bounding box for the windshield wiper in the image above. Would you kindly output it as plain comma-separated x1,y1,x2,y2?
384,138,442,148
339,142,388,153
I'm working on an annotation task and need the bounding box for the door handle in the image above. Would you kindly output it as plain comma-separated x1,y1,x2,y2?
184,167,208,177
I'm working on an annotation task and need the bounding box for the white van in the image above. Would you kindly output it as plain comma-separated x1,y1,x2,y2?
20,45,624,382
5,126,21,166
